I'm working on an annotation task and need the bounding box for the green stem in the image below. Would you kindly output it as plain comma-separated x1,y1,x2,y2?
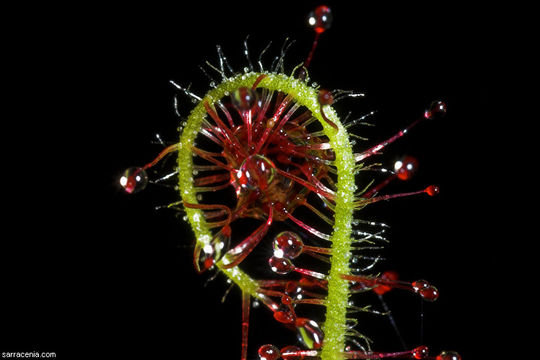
178,72,356,360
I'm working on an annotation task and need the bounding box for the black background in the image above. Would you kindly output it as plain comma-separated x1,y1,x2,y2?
4,1,512,359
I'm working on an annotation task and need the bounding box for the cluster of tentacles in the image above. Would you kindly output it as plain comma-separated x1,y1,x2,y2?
119,5,460,360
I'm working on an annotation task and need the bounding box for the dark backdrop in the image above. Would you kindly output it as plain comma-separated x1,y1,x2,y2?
4,1,509,359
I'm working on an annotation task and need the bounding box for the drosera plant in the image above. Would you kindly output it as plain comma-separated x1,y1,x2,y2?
119,5,461,360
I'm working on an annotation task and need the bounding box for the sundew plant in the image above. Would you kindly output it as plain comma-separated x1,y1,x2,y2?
120,5,461,360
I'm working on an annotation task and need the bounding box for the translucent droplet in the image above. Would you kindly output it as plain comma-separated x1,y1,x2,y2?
236,155,277,191
412,280,439,301
421,286,439,301
436,351,462,360
412,279,429,292
281,294,293,305
373,271,399,295
296,318,324,349
394,156,418,181
258,344,280,360
119,167,148,194
273,305,296,324
413,345,429,359
231,86,257,112
193,227,230,273
269,256,294,275
307,5,333,34
424,100,447,120
194,243,215,273
424,185,440,196
284,281,303,299
273,231,304,259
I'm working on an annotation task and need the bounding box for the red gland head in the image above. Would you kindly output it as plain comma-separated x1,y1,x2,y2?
412,345,429,359
424,100,447,120
258,344,280,360
273,231,304,259
373,270,399,295
274,306,296,324
120,167,148,194
436,351,462,360
285,281,303,299
281,294,293,306
269,256,294,275
307,5,333,34
236,155,277,191
424,185,440,196
412,280,439,301
394,156,419,181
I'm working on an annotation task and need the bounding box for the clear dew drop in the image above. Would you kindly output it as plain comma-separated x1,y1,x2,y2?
295,318,324,349
120,167,148,194
231,87,257,112
237,155,277,191
258,344,280,360
273,305,296,324
394,156,419,181
412,345,429,359
412,279,439,301
273,231,304,259
436,351,462,360
307,5,333,34
269,256,294,275
284,281,303,299
424,100,447,120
